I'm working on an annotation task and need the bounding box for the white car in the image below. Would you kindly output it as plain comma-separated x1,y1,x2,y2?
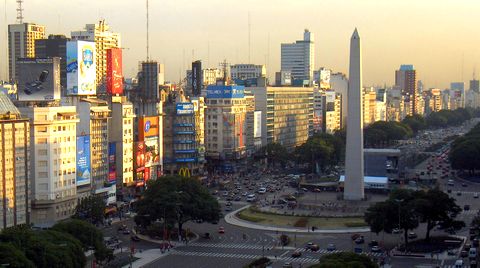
246,194,256,202
257,188,267,194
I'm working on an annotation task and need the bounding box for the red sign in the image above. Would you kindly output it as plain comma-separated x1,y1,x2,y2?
144,167,151,182
106,48,123,95
135,141,145,172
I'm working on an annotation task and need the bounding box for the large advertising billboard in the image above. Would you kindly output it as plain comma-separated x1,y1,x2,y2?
320,69,331,89
106,48,123,95
176,103,194,115
144,137,160,167
192,60,202,96
76,136,91,186
66,40,96,95
17,57,61,101
135,141,145,172
206,85,245,99
138,116,159,141
108,142,116,184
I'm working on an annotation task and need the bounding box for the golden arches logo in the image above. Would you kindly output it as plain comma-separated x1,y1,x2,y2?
179,167,191,178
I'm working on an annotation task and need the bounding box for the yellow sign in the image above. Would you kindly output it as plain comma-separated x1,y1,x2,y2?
179,167,191,178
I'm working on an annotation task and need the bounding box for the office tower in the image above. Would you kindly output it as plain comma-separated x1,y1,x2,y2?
76,98,112,202
163,89,205,175
251,86,313,150
281,29,315,82
137,61,160,100
19,106,79,226
8,23,46,81
344,29,364,201
35,35,70,94
363,87,377,126
470,79,479,92
244,92,257,156
0,92,30,230
109,96,135,198
395,65,418,115
205,85,247,171
330,72,348,128
426,88,443,114
230,64,266,81
71,20,121,87
321,90,342,134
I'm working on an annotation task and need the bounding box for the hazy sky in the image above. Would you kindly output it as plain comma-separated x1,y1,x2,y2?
1,0,480,89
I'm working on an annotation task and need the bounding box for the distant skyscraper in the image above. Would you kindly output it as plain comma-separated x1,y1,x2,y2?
192,61,202,97
8,23,46,81
71,20,121,88
35,35,70,95
395,64,418,115
138,61,160,100
470,79,479,92
331,72,348,128
281,29,315,82
344,29,364,201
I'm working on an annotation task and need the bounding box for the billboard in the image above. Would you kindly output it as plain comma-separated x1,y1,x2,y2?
107,48,123,95
206,85,245,99
138,116,159,140
135,141,145,172
17,57,61,101
144,137,160,167
76,136,91,186
66,40,96,95
192,60,202,96
320,69,331,89
108,142,116,184
176,103,194,115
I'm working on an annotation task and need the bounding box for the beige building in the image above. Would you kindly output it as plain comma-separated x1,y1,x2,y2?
251,86,313,150
322,90,342,134
71,20,121,87
426,88,443,114
363,88,377,126
0,93,30,230
8,23,46,81
19,105,79,227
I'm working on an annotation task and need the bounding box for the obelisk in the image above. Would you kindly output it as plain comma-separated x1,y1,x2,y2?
344,28,365,200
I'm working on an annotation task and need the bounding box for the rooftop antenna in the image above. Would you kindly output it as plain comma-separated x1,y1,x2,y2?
146,0,150,61
16,0,23,23
248,12,251,63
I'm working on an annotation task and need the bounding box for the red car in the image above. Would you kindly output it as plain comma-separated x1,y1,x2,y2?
218,227,225,234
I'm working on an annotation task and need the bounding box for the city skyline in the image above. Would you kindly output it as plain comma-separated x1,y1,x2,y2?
1,0,480,88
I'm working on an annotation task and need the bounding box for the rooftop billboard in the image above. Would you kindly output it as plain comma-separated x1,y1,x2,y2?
206,85,245,99
176,103,194,115
138,116,159,141
17,57,61,101
66,40,96,95
106,48,123,95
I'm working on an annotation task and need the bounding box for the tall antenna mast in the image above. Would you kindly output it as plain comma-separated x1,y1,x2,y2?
248,12,251,63
16,0,23,23
146,0,150,61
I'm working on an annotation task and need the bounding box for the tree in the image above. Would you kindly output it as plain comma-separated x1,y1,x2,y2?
0,243,35,268
449,138,480,175
414,189,462,241
402,114,426,134
244,257,272,268
53,219,113,263
258,142,289,167
74,195,106,225
310,252,378,268
135,175,221,240
293,133,343,173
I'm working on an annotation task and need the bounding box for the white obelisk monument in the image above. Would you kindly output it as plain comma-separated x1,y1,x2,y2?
344,28,365,201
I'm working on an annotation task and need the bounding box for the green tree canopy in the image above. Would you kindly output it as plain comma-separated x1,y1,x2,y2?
363,121,412,147
310,252,378,268
402,114,426,134
0,242,35,268
135,175,221,238
293,133,344,173
449,122,480,175
74,195,106,225
257,142,289,167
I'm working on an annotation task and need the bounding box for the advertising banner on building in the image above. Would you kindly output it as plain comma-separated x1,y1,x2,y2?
17,57,61,101
206,85,245,99
144,137,160,167
320,69,331,89
176,103,194,115
76,136,91,186
138,116,159,141
192,60,202,96
135,141,145,172
66,40,96,95
108,142,116,184
106,48,123,95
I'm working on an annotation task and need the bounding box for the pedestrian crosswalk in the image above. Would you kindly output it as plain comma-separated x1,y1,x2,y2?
188,242,276,250
170,251,319,264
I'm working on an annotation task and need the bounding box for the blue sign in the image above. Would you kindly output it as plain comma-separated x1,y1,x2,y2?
176,158,196,163
206,85,245,99
76,136,91,186
144,120,151,132
176,103,194,115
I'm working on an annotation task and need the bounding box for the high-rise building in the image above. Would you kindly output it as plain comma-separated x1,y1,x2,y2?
137,61,160,100
322,90,342,134
35,35,70,95
251,86,313,150
205,85,247,169
395,65,418,115
230,64,266,81
0,93,30,230
76,98,112,203
19,106,79,227
344,29,364,201
330,73,348,128
426,88,443,114
109,96,135,197
71,20,121,88
363,87,377,126
470,79,479,92
8,23,46,81
281,29,315,82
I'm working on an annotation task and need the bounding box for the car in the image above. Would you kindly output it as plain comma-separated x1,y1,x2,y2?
225,206,232,212
212,190,218,195
392,228,401,234
457,192,462,196
465,243,472,250
305,242,319,251
447,180,455,186
368,240,379,247
226,201,232,206
463,183,468,187
448,250,456,256
282,262,293,268
131,235,141,242
354,247,363,253
371,246,382,253
291,250,302,258
222,191,229,196
351,233,361,240
461,250,469,258
327,244,336,251
464,205,471,211
474,193,479,199
218,227,225,234
258,188,267,194
355,236,365,244
234,196,241,201
246,194,256,202
242,192,248,196
448,189,452,193
313,188,321,192
408,232,417,239
122,229,131,235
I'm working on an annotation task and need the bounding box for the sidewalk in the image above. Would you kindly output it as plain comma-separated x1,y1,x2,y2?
121,248,174,268
224,205,371,234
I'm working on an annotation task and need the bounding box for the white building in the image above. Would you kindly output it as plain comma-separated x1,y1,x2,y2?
330,73,348,128
230,64,266,80
19,106,79,227
281,29,315,82
71,20,121,87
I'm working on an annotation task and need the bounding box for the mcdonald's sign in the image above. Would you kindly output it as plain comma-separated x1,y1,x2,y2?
179,167,191,178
